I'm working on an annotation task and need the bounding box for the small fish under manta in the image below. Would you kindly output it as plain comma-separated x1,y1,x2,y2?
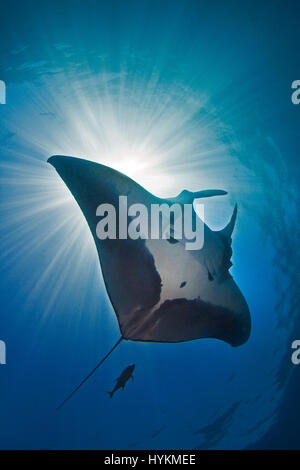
48,156,251,410
107,364,135,398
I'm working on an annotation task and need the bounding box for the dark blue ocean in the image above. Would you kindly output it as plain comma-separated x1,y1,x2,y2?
0,0,299,449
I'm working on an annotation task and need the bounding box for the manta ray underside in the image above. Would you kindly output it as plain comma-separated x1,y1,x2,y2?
48,155,251,409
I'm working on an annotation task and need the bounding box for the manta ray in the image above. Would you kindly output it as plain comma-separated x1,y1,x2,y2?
48,155,251,409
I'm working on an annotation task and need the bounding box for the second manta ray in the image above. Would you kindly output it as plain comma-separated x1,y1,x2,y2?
108,364,135,398
48,156,251,409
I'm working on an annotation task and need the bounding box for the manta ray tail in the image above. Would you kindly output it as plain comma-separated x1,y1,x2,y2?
56,337,123,410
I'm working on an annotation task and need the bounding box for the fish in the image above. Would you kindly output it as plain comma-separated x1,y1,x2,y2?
48,155,251,409
107,364,135,398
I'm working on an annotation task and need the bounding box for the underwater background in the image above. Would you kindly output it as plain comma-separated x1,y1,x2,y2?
0,0,300,449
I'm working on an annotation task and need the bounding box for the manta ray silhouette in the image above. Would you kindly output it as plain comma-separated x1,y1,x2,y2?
48,156,251,409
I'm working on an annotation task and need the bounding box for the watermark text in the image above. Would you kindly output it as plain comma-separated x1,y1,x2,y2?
0,340,6,365
0,80,6,104
95,196,205,250
291,80,300,105
291,340,300,365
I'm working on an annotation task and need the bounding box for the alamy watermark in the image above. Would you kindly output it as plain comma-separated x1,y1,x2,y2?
95,196,205,250
291,80,300,105
291,340,300,365
0,340,6,365
0,80,6,104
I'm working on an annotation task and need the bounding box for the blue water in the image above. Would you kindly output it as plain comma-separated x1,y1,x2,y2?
0,0,299,449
